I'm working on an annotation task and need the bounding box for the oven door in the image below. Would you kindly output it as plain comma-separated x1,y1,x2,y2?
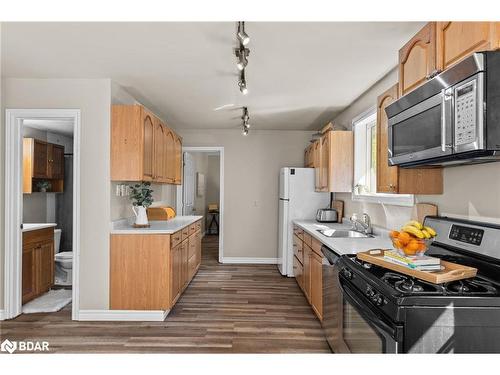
339,277,404,353
388,88,453,166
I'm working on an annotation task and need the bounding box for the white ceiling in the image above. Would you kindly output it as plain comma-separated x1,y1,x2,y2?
23,119,75,136
1,22,424,130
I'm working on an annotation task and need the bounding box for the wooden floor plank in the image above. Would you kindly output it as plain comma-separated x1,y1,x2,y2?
0,235,331,353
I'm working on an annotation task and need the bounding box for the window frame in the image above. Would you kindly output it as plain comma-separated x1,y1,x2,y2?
351,107,414,207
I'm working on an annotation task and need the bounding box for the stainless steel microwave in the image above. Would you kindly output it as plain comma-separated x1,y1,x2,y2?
386,52,500,167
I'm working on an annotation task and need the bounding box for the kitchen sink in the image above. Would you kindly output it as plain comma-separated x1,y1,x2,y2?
317,229,373,238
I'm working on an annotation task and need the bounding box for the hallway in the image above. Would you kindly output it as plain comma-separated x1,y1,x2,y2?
0,235,330,353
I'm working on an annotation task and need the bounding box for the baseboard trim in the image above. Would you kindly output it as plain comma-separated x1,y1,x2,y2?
0,310,5,320
78,309,169,321
221,257,278,264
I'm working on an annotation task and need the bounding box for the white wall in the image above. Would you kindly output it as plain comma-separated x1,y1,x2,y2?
333,68,500,228
0,22,4,309
3,78,112,310
176,129,314,259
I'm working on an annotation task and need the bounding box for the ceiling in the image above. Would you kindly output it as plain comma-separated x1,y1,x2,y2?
1,22,424,130
23,119,75,136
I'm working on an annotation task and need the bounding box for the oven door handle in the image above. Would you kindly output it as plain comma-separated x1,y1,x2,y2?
339,277,403,342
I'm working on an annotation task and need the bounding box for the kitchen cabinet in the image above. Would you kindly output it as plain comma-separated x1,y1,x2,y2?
398,22,437,97
436,22,500,71
174,134,183,184
111,104,182,184
313,140,322,190
304,143,314,168
110,219,202,310
292,225,323,321
376,84,443,194
23,138,65,193
22,228,55,304
316,131,353,193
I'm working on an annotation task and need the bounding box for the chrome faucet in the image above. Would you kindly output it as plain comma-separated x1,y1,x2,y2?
350,213,372,235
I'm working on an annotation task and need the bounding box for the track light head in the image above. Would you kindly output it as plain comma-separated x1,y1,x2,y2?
235,46,249,71
237,22,250,46
238,72,248,95
242,127,249,136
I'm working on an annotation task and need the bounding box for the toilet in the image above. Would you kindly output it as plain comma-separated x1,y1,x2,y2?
54,229,73,286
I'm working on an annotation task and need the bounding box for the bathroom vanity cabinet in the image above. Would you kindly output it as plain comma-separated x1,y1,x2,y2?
22,228,55,304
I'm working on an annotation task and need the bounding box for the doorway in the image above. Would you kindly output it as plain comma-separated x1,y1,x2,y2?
176,147,224,263
3,109,81,321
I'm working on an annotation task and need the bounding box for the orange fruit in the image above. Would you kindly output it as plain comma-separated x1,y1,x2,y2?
392,238,403,249
403,245,418,256
389,230,400,239
398,231,411,245
417,241,427,252
406,240,420,252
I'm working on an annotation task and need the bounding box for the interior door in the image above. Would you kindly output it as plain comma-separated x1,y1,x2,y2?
182,152,195,215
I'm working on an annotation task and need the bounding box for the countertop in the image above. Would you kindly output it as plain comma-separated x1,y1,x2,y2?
22,223,57,232
293,220,393,256
110,215,203,234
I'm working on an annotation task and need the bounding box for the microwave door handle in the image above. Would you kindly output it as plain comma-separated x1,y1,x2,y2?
441,89,447,152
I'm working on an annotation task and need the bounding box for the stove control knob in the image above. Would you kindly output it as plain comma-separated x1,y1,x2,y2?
375,296,386,306
365,286,375,298
342,268,353,280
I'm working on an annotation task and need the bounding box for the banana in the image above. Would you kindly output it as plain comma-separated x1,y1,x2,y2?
423,226,437,237
405,220,423,230
402,225,425,239
421,229,431,239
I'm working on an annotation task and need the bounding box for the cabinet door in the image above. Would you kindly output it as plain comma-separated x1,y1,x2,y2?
181,240,189,289
313,140,321,190
319,134,329,191
436,22,500,70
32,139,49,178
142,109,155,181
174,134,182,184
38,240,54,294
293,255,304,291
165,129,176,183
376,84,399,193
22,245,37,304
170,244,182,305
195,230,202,269
49,144,65,179
153,120,166,182
398,22,436,97
303,245,311,303
310,250,323,321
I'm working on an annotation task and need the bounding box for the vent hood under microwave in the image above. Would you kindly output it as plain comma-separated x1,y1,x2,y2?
386,52,500,168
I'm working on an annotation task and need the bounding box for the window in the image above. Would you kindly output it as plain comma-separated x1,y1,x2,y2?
352,108,414,207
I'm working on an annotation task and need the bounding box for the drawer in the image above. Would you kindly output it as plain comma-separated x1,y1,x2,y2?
189,223,197,235
293,234,303,264
195,220,202,232
293,255,304,291
23,227,54,246
181,225,190,241
171,230,182,248
303,232,312,247
311,237,322,256
293,225,304,240
188,235,197,258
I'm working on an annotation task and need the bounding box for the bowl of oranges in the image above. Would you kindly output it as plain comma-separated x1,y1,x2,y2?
389,220,437,256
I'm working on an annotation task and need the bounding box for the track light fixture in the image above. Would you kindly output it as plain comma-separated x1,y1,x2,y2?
237,21,250,46
238,70,248,95
241,107,250,136
235,45,250,71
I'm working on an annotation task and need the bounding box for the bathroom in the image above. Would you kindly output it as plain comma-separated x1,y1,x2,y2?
21,119,75,313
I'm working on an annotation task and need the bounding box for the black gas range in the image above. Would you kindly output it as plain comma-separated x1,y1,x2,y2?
336,216,500,353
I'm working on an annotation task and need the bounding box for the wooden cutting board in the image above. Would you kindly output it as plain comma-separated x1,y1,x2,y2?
357,250,477,284
412,203,438,223
331,200,344,223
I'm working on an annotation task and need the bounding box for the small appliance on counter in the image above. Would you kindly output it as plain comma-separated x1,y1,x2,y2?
316,193,339,223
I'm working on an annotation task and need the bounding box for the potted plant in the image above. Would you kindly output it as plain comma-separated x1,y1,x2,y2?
36,180,51,193
129,182,154,226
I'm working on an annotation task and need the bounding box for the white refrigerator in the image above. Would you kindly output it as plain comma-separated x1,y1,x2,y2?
278,167,330,276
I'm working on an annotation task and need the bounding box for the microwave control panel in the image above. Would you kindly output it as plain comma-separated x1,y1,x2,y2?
455,80,477,146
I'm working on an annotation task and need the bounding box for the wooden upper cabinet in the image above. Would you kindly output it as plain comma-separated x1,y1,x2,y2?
174,134,182,184
377,84,400,193
316,131,353,193
398,22,437,97
376,84,443,195
142,108,155,181
436,22,500,70
111,104,182,184
313,140,321,190
32,139,49,178
49,144,65,179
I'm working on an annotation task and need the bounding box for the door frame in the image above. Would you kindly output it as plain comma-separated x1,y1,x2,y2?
176,146,224,263
3,109,81,320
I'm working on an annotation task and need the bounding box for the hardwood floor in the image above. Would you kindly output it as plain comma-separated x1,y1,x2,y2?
0,235,331,353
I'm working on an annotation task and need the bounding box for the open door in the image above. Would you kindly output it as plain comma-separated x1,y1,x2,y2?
182,152,195,215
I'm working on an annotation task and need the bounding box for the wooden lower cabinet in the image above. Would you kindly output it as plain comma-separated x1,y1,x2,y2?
110,219,202,311
22,228,55,304
292,225,323,321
